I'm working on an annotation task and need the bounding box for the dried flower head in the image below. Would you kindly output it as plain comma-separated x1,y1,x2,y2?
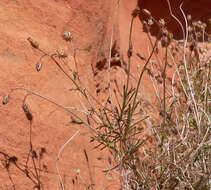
143,20,147,25
36,62,42,72
39,147,46,159
198,20,202,25
27,37,39,49
143,20,150,32
192,21,197,27
127,48,132,58
2,95,10,105
22,103,33,121
32,150,38,159
188,26,193,33
159,19,165,27
161,35,168,47
63,31,72,41
22,103,29,113
148,18,154,26
168,32,173,42
196,32,202,38
202,23,207,29
147,68,154,77
40,147,46,154
187,15,192,22
9,156,18,163
131,6,140,17
57,49,68,58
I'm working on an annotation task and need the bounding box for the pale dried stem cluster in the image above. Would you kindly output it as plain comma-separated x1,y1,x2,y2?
2,0,210,189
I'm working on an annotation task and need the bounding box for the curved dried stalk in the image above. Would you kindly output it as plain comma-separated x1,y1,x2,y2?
56,130,80,190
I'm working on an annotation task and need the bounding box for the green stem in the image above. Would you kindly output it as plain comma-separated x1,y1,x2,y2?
132,37,160,114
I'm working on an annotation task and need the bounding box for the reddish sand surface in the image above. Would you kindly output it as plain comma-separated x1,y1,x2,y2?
0,0,210,189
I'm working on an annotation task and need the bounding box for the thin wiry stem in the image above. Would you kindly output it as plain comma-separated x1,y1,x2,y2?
145,25,162,70
132,37,159,113
179,4,200,127
56,130,80,190
166,0,188,98
167,0,199,127
147,45,162,108
108,0,120,113
125,16,135,92
163,47,168,125
166,0,185,40
9,87,99,135
52,52,111,127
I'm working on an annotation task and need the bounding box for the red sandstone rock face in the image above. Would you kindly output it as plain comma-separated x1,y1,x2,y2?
0,0,210,189
0,0,117,189
138,0,211,39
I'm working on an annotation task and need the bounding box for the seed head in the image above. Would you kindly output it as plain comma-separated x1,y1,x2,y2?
159,19,165,27
57,49,68,58
2,95,10,105
148,18,154,26
127,48,132,58
161,35,168,47
188,26,193,33
27,37,39,49
36,62,42,72
131,6,140,18
9,156,18,163
63,31,72,41
32,150,38,159
39,147,46,159
187,15,192,22
22,103,33,121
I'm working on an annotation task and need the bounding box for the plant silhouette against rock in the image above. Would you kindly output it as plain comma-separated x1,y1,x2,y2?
2,0,210,189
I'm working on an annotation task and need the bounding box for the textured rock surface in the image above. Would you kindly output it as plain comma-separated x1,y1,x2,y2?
0,0,210,189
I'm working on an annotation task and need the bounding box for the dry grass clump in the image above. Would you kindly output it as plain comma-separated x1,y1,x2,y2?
2,1,210,190
133,1,211,189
